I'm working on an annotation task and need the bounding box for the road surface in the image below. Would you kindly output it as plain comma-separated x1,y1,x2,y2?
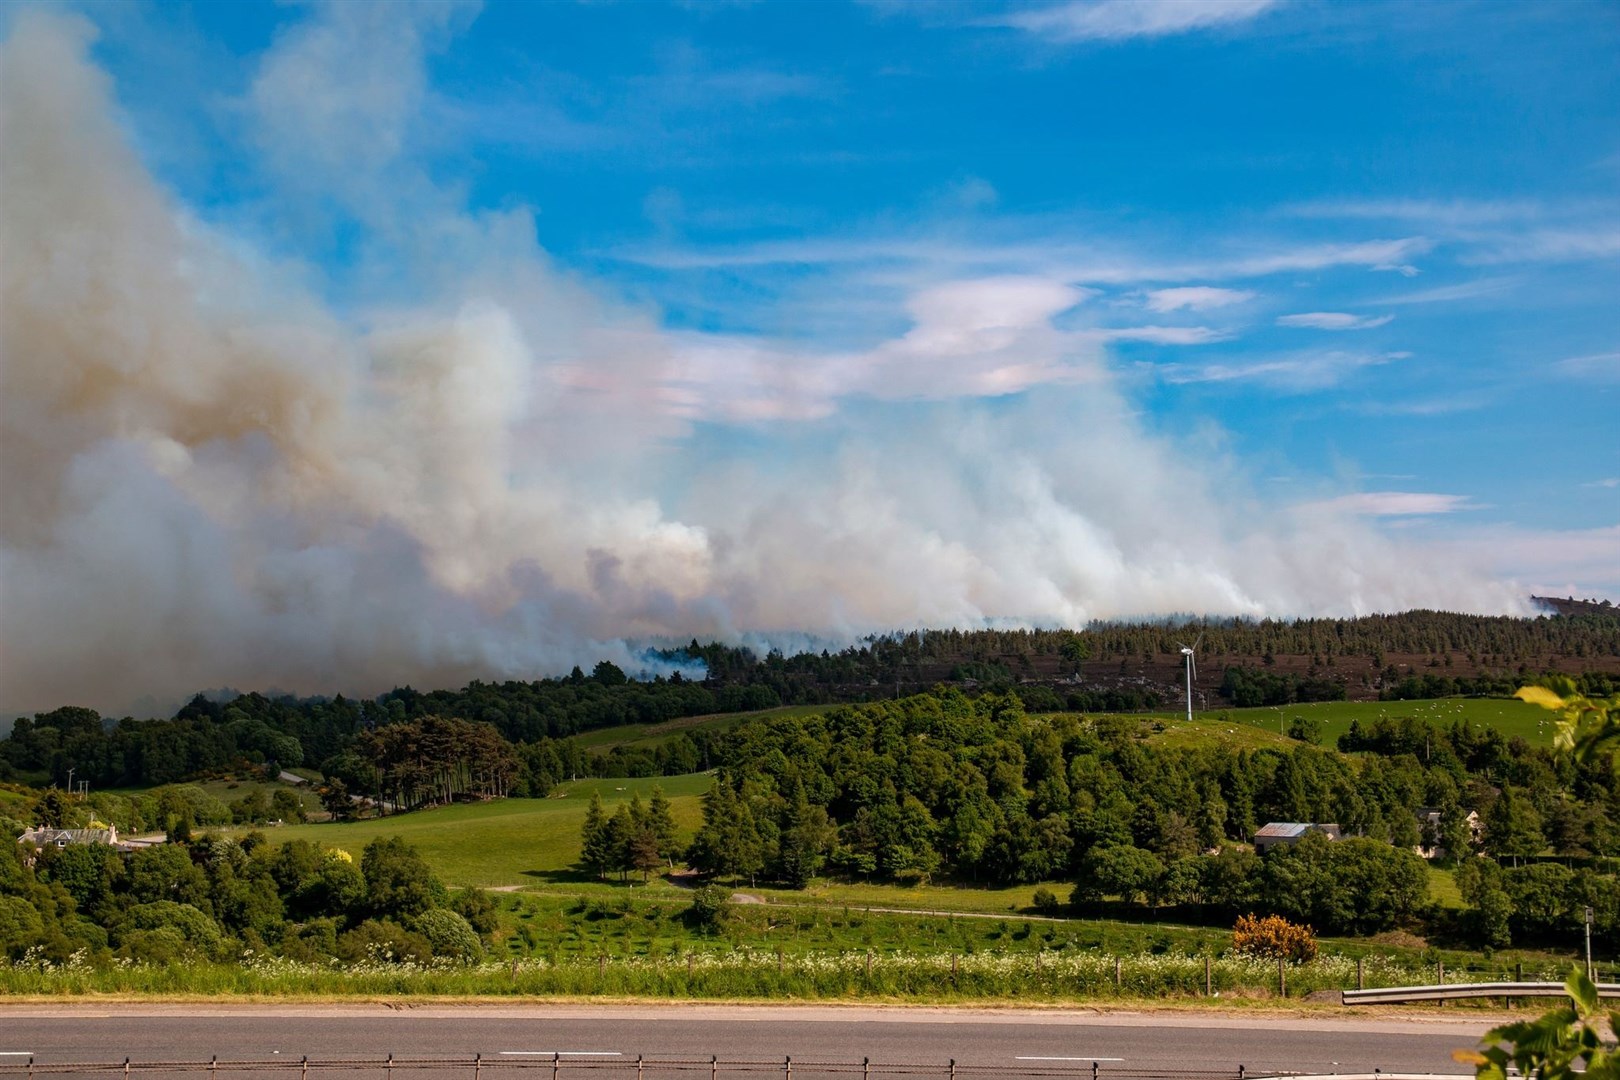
0,1003,1493,1074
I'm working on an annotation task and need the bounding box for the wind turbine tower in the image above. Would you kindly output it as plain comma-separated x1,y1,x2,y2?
1176,634,1203,723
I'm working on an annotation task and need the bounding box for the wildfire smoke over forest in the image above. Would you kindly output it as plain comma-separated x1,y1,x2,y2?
0,9,1531,715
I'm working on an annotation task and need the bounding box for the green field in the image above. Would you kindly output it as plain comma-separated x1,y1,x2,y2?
252,773,713,887
1213,696,1558,748
1098,696,1557,751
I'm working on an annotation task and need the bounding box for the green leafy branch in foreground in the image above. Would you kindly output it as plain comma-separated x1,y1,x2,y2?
1516,681,1620,773
1460,968,1619,1080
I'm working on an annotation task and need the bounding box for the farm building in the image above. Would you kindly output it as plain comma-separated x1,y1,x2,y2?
17,825,119,849
1253,821,1342,852
1413,807,1482,859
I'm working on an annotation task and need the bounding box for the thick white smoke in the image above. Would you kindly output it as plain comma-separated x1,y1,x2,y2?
0,9,1527,715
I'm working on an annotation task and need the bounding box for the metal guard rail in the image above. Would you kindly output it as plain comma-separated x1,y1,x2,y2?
1343,980,1620,1005
0,1058,1253,1080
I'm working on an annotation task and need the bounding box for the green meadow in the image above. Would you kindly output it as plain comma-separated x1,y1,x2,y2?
257,773,712,887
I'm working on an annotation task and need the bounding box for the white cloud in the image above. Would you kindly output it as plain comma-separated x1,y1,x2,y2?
1142,286,1255,312
1103,325,1229,345
1159,350,1404,391
1583,478,1620,489
1277,312,1394,331
1372,277,1518,306
1554,352,1620,381
1001,0,1281,43
1304,492,1482,517
1440,523,1620,597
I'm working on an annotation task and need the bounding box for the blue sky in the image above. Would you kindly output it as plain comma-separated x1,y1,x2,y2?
1,0,1617,708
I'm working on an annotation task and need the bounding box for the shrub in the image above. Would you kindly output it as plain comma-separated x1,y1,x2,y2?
412,909,483,964
1231,913,1317,962
1032,886,1061,915
335,918,433,965
687,885,733,929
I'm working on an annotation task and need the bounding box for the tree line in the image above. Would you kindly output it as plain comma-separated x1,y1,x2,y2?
663,689,1617,946
0,830,494,967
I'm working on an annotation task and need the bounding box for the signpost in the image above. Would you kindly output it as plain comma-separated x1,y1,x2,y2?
1586,905,1594,981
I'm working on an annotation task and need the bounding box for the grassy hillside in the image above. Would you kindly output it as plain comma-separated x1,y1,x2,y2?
255,773,712,887
572,704,829,754
1211,696,1557,747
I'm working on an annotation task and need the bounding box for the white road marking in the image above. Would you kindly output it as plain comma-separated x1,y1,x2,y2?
500,1052,622,1057
0,1054,33,1057
1016,1057,1125,1062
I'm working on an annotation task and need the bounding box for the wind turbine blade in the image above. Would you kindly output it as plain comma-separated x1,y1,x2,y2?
1191,653,1197,684
1192,632,1204,651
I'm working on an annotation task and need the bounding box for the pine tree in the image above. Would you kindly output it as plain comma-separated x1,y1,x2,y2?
606,803,636,881
647,785,680,867
580,791,612,879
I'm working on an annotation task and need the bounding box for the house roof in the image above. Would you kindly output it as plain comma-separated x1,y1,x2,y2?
17,827,117,846
1255,822,1314,839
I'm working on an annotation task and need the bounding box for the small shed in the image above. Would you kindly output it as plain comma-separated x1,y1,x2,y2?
1254,822,1341,853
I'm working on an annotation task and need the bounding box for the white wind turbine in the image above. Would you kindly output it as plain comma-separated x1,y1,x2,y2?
1176,633,1203,723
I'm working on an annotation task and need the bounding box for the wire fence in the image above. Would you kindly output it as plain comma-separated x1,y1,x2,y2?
0,1058,1252,1080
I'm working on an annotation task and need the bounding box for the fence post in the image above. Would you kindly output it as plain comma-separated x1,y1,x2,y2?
711,1056,718,1080
124,1059,130,1080
476,1053,483,1080
778,947,784,975
1356,957,1364,991
554,1052,561,1080
785,1055,792,1080
303,1056,310,1080
27,1055,33,1080
210,1057,217,1080
864,1057,870,1080
949,1059,957,1080
1036,948,1042,974
1277,957,1285,998
1113,957,1121,990
1092,1060,1100,1080
952,954,958,982
637,1054,644,1080
865,951,872,978
1205,955,1212,997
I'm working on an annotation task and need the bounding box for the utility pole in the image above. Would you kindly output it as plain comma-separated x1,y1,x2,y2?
66,767,75,797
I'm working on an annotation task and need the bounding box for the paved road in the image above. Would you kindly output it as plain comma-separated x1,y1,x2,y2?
0,1004,1492,1075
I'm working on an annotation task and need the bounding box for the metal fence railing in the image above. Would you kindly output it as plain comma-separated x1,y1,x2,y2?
0,1058,1254,1080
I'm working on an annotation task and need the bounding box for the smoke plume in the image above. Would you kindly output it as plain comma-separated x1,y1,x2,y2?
0,9,1526,715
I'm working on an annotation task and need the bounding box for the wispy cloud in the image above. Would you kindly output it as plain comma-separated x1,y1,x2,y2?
1103,325,1229,345
1157,350,1404,391
1277,312,1394,330
999,0,1282,43
1467,228,1620,264
615,233,1431,284
1306,492,1482,517
1372,277,1518,306
1142,286,1255,312
1554,351,1620,381
1582,478,1620,489
1288,198,1549,227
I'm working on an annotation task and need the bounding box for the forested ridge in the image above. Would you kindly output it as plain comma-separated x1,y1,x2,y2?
4,610,1618,794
